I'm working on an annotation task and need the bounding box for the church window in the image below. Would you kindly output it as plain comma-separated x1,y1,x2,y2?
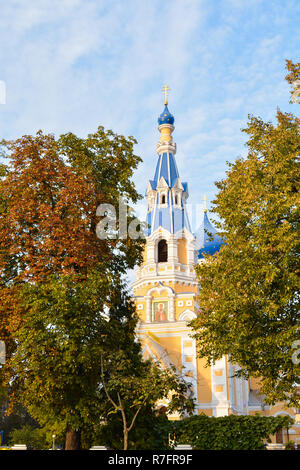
161,194,166,204
158,239,168,262
175,194,178,205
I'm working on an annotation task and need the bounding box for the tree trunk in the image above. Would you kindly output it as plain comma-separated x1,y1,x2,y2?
65,426,81,450
123,427,128,451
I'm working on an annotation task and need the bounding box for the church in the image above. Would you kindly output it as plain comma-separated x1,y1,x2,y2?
132,87,299,444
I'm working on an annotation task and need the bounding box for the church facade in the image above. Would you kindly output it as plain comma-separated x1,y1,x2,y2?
132,91,299,443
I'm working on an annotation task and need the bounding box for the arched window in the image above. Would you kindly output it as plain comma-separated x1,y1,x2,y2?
158,239,168,262
174,194,178,205
161,194,166,205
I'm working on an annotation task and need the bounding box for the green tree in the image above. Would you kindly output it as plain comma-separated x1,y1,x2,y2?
92,407,171,450
191,65,300,406
9,275,132,450
99,346,194,450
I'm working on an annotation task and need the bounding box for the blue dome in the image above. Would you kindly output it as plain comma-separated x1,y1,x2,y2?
197,212,223,259
158,105,174,126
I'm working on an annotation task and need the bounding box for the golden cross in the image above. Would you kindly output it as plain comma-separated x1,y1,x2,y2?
162,84,170,105
203,194,207,213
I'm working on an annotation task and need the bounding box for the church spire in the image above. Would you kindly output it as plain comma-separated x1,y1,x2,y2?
145,87,191,236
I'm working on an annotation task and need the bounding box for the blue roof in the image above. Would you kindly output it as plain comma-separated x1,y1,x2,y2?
145,151,191,235
158,105,175,126
197,212,223,258
153,152,179,188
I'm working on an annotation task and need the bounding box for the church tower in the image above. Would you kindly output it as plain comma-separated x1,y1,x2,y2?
132,87,249,418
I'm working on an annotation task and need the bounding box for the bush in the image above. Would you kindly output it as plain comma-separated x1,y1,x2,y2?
91,410,172,450
171,414,293,450
8,425,50,450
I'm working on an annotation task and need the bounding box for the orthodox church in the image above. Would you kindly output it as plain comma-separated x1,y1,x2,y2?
132,87,299,443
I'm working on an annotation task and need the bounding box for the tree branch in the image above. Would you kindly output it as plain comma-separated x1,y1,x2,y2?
100,355,120,411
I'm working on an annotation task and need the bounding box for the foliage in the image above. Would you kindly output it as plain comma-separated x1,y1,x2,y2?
92,409,171,450
170,414,294,450
285,440,295,450
0,127,145,448
8,281,141,448
0,404,38,446
8,425,52,450
191,108,300,406
285,60,300,103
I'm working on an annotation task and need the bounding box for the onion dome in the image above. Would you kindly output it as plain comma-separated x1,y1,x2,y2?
197,212,223,259
158,105,175,126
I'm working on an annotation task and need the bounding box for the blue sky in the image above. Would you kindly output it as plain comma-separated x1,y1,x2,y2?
0,0,299,229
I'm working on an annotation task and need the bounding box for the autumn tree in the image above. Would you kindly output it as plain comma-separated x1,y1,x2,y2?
191,66,300,406
0,128,145,449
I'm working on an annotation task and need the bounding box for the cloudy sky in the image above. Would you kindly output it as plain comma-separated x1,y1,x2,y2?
0,0,299,229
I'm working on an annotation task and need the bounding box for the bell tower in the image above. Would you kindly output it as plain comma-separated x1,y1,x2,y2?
132,88,200,413
133,87,199,319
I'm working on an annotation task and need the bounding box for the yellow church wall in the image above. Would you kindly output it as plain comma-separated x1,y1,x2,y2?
177,239,187,264
151,290,169,299
157,336,182,371
196,357,212,403
136,309,146,323
198,409,213,416
134,286,149,297
170,282,198,294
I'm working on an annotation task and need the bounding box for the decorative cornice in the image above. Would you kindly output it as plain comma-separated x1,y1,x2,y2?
156,141,176,155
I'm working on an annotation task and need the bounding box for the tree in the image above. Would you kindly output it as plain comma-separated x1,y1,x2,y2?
99,348,194,450
92,405,171,450
191,74,299,405
0,128,145,449
285,60,300,103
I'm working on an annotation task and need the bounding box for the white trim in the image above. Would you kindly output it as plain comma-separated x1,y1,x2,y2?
178,309,197,321
273,411,295,418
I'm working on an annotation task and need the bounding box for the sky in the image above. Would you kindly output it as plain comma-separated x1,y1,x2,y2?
0,0,299,231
